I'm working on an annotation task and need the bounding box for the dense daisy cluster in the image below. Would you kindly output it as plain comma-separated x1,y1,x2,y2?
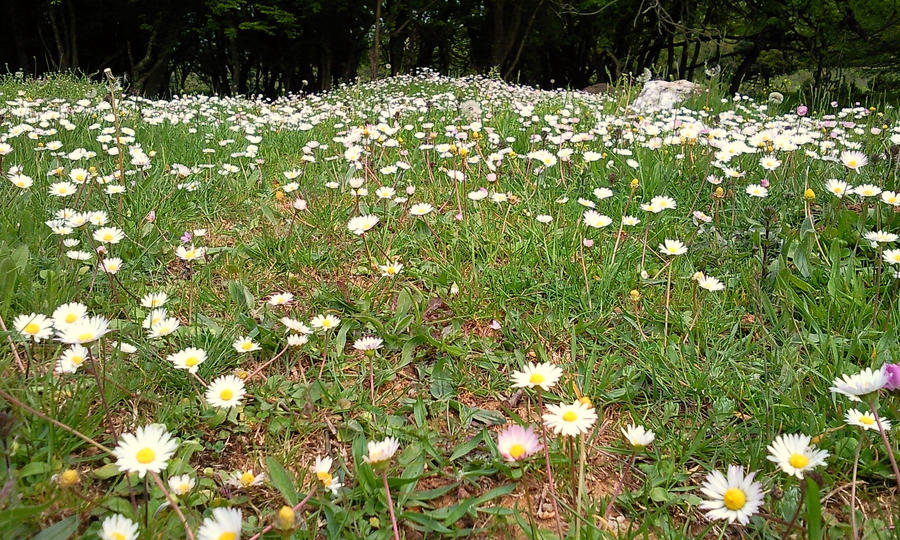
2,70,900,536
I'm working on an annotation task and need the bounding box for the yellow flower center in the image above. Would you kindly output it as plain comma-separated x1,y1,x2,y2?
179,482,190,493
241,341,253,351
220,389,234,401
722,488,746,511
136,447,156,464
218,533,236,540
113,533,126,540
240,471,255,486
788,453,809,469
848,160,857,167
322,320,332,328
71,355,84,366
24,322,40,335
65,313,77,323
508,443,526,459
317,471,333,486
859,415,875,426
387,267,396,275
529,373,545,384
185,356,199,367
59,469,80,486
184,249,196,259
103,233,113,241
78,332,95,342
562,411,577,422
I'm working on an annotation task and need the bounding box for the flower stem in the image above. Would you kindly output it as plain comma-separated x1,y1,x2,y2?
867,400,900,491
604,451,636,519
575,433,587,540
382,469,401,540
850,433,865,540
150,471,195,540
536,392,564,540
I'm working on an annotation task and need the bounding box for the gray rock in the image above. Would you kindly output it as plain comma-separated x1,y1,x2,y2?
630,80,700,111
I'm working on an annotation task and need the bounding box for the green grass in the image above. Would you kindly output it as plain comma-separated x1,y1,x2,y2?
1,72,899,539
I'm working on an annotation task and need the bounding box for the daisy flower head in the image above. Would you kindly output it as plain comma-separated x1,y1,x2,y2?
14,313,54,342
148,317,180,339
205,375,246,408
659,238,687,256
583,210,612,228
168,473,196,496
55,344,89,374
759,155,781,170
824,178,849,198
197,507,242,540
496,424,542,462
287,334,309,347
232,336,260,353
112,424,178,478
379,261,404,277
745,184,768,198
268,292,293,306
622,215,641,226
100,514,138,540
409,202,434,216
364,436,400,467
536,214,553,224
142,308,167,329
175,244,205,262
51,302,87,328
854,184,882,198
93,227,125,244
699,465,764,525
353,335,383,353
101,257,123,274
622,424,655,449
543,399,598,437
168,347,207,373
227,469,266,489
766,434,829,479
57,315,110,344
140,291,168,308
649,195,677,212
845,408,890,431
310,314,340,331
313,455,343,495
883,249,900,265
280,317,311,334
347,214,380,235
840,150,868,172
865,230,898,245
510,362,563,391
698,274,725,292
829,366,887,401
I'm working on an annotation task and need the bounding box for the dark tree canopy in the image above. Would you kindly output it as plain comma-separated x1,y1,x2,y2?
1,0,898,96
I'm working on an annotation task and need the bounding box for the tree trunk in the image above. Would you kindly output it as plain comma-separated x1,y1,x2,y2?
370,0,382,80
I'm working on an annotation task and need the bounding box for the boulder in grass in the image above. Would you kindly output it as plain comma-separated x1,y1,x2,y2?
630,80,700,111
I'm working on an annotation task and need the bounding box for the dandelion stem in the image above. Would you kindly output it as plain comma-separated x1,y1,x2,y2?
87,349,119,439
0,387,112,453
382,469,401,540
246,345,290,380
535,391,565,540
150,471,195,540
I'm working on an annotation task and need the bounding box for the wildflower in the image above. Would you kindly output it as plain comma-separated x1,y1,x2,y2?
759,155,781,170
622,215,641,226
824,179,849,198
205,375,246,408
536,214,553,224
884,363,900,391
583,210,612,228
101,257,123,274
14,313,54,342
287,334,308,347
175,244,205,261
232,336,260,353
698,274,725,292
840,150,868,171
93,227,125,244
865,231,897,245
845,409,890,431
168,347,207,373
364,437,401,466
649,195,676,212
280,317,311,334
543,400,598,437
310,314,340,331
854,184,882,198
353,336,383,353
100,514,138,540
699,465,764,524
275,505,295,530
804,188,816,201
376,186,396,199
409,202,434,216
622,424,655,449
347,214,380,235
49,181,77,197
379,261,404,277
55,344,89,374
766,434,829,479
268,292,293,306
883,249,900,265
57,315,110,344
112,424,178,478
312,455,343,495
829,367,887,401
55,468,81,488
140,292,168,308
168,473,196,496
227,469,266,489
148,317,180,339
197,507,242,540
497,425,542,461
745,184,768,198
659,239,687,256
510,362,562,391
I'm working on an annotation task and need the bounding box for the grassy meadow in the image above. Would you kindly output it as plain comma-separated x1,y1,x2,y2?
1,71,900,539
